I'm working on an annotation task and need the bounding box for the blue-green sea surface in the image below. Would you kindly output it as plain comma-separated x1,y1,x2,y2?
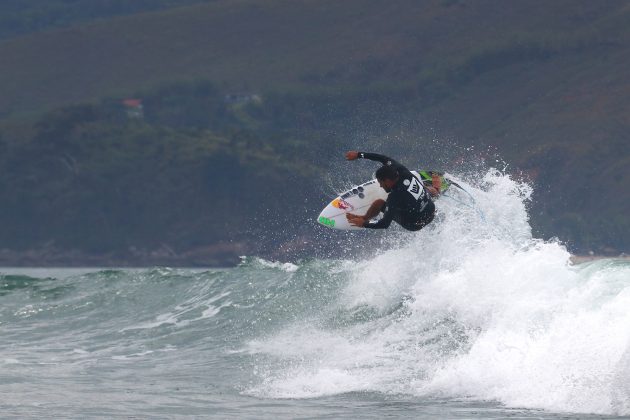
2,172,629,418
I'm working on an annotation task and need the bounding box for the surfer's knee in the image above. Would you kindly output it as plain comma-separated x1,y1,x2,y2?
426,186,439,197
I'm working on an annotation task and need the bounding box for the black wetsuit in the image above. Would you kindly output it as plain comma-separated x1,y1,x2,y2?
358,152,435,231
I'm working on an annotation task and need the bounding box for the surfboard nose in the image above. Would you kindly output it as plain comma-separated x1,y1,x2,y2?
317,213,336,228
317,203,337,228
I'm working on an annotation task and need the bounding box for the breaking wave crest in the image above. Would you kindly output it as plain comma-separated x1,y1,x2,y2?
243,170,630,416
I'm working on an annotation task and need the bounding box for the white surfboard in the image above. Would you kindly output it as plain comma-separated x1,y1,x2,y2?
317,178,387,230
318,170,441,230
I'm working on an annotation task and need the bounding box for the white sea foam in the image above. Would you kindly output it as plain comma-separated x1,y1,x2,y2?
246,170,630,415
255,258,300,272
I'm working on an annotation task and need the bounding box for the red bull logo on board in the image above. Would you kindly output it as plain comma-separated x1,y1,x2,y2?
332,198,353,210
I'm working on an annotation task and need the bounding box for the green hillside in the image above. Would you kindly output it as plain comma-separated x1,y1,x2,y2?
0,0,628,264
2,1,628,117
0,0,208,40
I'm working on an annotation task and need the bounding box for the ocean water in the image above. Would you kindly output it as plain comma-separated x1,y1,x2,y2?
1,171,629,419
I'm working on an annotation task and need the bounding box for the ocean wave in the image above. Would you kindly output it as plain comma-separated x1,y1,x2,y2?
1,169,628,416
244,170,630,416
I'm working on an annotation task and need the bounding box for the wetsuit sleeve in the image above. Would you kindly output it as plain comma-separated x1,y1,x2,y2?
357,152,410,175
363,194,397,229
363,208,393,229
357,152,395,165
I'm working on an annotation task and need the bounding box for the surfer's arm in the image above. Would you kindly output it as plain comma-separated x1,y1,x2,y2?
346,151,394,165
362,196,394,229
358,152,395,165
346,151,409,174
346,199,386,227
363,208,393,229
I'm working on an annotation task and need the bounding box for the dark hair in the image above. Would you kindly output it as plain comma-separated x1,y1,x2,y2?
375,165,398,181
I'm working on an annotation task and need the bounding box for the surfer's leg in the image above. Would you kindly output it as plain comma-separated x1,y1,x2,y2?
429,172,442,196
405,200,436,231
417,200,436,228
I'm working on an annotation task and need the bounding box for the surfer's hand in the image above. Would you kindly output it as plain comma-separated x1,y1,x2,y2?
345,151,359,161
346,213,365,227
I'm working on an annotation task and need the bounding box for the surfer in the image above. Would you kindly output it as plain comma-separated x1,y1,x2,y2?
344,151,439,231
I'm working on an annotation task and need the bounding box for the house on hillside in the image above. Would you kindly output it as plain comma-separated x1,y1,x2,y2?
122,98,144,119
224,93,262,105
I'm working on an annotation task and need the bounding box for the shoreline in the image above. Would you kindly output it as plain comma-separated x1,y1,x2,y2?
0,244,245,268
570,254,630,264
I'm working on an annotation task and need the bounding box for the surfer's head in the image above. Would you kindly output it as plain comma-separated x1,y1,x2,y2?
375,165,399,192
